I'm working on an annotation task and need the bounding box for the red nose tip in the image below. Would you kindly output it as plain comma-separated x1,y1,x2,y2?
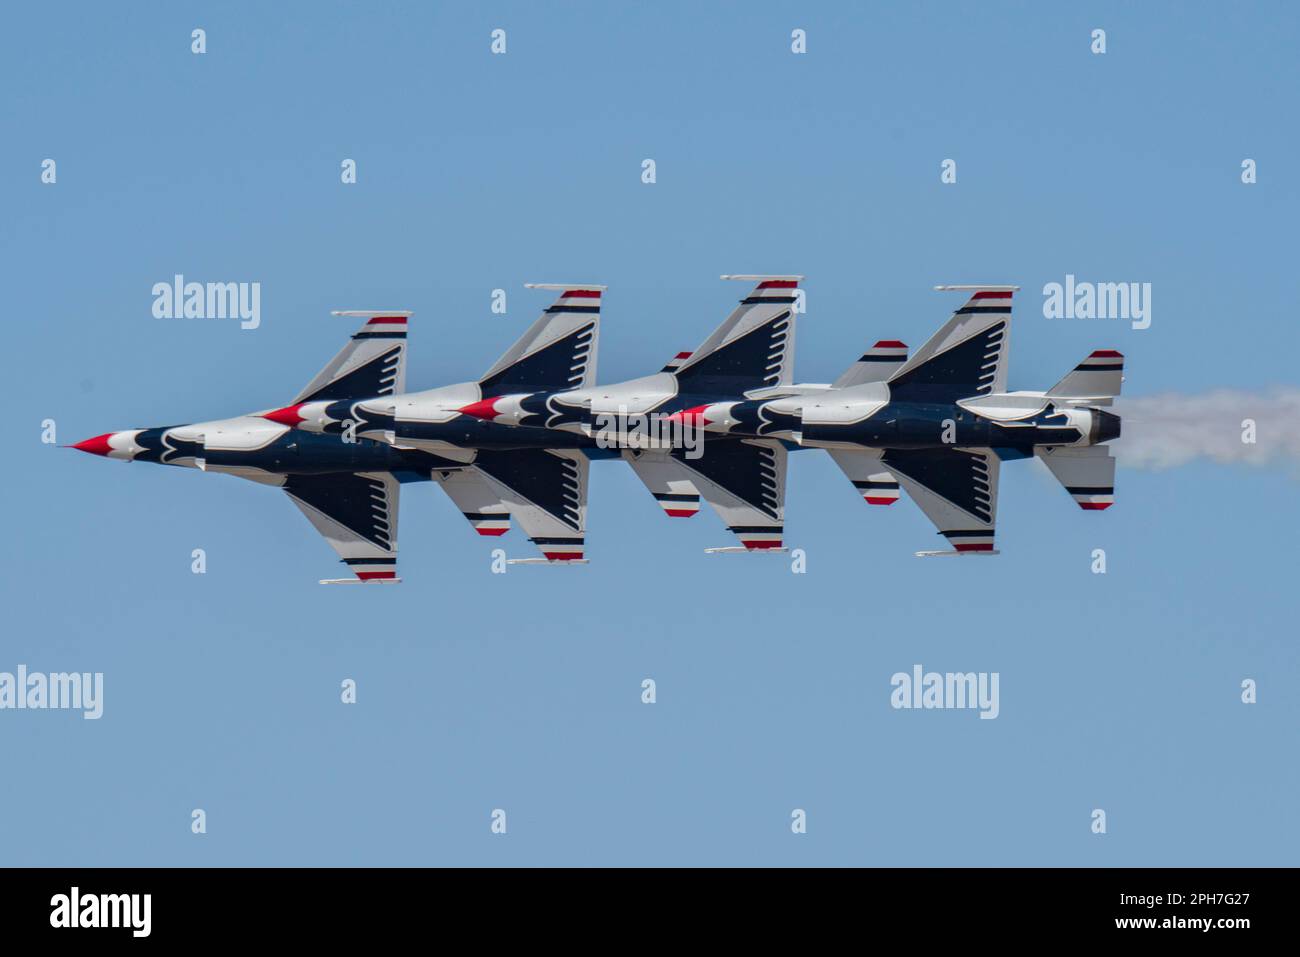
262,404,306,426
457,397,500,421
70,432,116,456
665,404,712,428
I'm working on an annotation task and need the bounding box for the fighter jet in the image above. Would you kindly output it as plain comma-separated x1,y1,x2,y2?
557,275,802,554
69,286,607,581
673,285,1123,555
274,276,806,555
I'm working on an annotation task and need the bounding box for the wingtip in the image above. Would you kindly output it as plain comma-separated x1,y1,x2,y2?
524,283,608,292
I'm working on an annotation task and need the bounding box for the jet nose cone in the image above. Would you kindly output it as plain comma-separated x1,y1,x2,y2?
664,404,713,428
1095,409,1121,444
457,397,500,421
261,404,306,426
70,432,118,456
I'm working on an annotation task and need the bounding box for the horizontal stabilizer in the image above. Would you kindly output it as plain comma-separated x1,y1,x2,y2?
827,449,901,505
433,468,513,536
622,450,701,518
1036,445,1115,510
1047,350,1124,404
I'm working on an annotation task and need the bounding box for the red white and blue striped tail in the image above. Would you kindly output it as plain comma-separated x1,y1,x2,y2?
833,340,908,388
622,450,702,519
478,284,604,395
1036,446,1116,511
674,276,802,390
1047,350,1124,404
659,351,693,373
888,286,1017,402
292,311,411,404
433,469,514,536
827,449,901,505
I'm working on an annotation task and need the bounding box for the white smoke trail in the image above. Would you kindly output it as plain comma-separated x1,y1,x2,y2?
1112,390,1300,471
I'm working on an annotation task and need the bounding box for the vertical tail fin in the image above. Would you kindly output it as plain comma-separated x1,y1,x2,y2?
478,285,603,395
886,286,1017,403
659,351,693,373
833,340,908,388
673,276,801,393
1046,350,1124,405
292,311,410,404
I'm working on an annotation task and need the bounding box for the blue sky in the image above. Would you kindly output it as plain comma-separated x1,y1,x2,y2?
2,1,1297,865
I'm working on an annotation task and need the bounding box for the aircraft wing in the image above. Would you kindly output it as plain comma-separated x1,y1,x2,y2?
622,449,702,518
472,449,588,562
283,471,402,582
881,447,1000,555
671,438,787,551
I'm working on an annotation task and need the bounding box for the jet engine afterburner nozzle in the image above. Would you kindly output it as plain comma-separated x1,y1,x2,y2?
1092,409,1121,445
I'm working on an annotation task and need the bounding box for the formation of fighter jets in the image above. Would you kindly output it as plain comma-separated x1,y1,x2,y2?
71,278,1123,582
